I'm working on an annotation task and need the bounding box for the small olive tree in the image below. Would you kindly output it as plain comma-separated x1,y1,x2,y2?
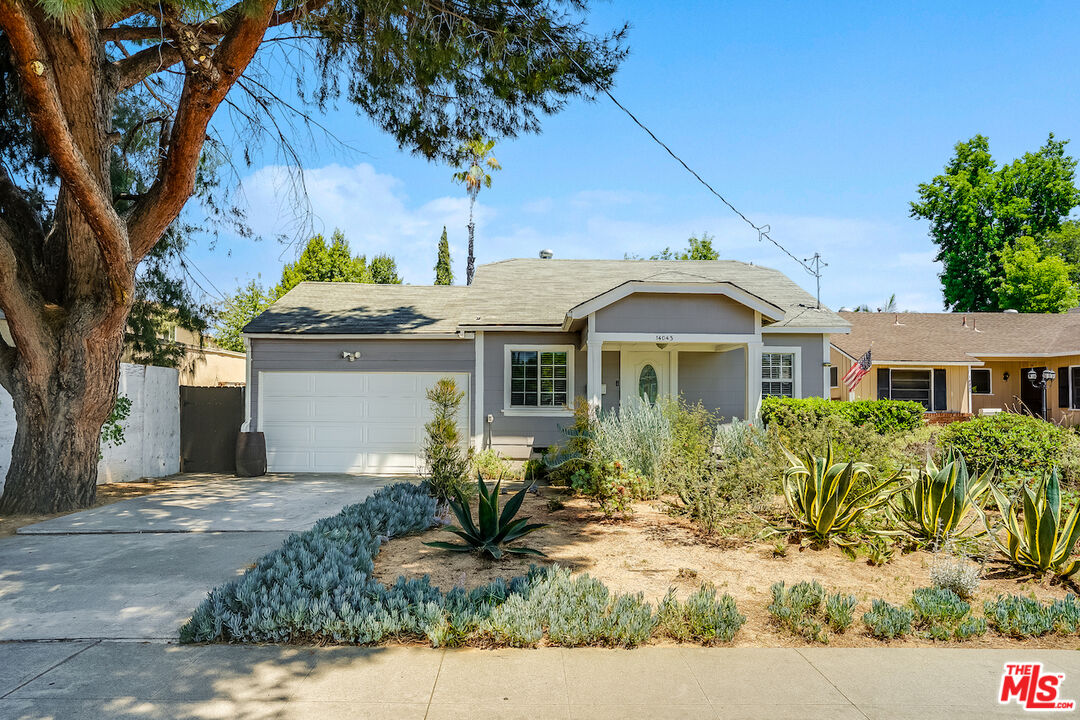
424,378,471,501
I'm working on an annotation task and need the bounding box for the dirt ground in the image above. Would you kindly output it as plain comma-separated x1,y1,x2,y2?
0,475,206,537
374,489,1080,649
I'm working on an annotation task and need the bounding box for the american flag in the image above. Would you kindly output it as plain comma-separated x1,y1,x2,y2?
842,348,872,392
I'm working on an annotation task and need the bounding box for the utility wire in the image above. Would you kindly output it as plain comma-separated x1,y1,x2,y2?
506,0,821,280
177,249,227,302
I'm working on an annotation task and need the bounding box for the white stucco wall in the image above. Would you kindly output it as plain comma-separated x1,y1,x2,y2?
0,362,180,491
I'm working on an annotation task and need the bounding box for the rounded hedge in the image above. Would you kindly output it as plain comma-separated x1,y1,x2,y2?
938,413,1069,477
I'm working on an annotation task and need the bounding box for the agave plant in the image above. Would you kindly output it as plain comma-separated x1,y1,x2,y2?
424,475,547,559
780,444,902,543
986,468,1080,578
890,451,993,544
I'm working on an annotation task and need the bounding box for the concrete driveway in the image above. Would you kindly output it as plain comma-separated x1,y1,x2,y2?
0,474,388,641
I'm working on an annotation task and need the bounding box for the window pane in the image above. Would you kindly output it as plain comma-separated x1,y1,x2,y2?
889,369,931,408
524,392,537,406
638,364,659,404
970,369,991,395
554,379,567,393
762,381,793,398
554,392,568,406
512,379,524,393
511,392,524,406
1072,367,1080,410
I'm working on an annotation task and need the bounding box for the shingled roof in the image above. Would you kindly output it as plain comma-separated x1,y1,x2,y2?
832,311,1080,364
244,258,848,335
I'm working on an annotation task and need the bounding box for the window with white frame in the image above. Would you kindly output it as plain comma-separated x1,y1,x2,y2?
970,368,991,395
508,347,570,408
1071,366,1080,410
829,366,839,389
761,352,796,398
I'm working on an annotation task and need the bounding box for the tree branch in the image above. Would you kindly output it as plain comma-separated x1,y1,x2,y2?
0,0,131,297
0,214,50,384
126,0,280,260
112,0,330,92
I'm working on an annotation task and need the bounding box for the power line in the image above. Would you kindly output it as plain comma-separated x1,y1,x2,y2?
506,0,822,280
178,249,228,302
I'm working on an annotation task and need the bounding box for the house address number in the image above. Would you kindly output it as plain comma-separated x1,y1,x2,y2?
655,335,675,342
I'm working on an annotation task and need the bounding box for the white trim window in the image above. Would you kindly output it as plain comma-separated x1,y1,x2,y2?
970,368,992,395
1071,366,1080,410
829,366,839,389
761,348,800,398
505,345,573,411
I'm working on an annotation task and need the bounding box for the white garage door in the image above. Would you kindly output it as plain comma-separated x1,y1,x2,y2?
259,371,470,474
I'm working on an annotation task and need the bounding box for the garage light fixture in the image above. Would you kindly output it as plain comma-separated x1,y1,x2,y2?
341,351,360,362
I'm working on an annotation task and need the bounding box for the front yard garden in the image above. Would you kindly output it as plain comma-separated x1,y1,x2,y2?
181,382,1080,649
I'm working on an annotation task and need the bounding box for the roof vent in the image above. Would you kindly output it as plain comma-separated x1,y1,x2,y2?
1003,308,1019,314
539,249,554,259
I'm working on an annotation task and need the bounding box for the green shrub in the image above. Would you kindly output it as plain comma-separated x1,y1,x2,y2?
1050,595,1080,633
424,378,471,501
471,449,519,481
768,580,827,642
760,397,924,435
594,397,671,492
570,461,645,516
938,413,1069,478
984,594,1057,637
657,584,746,644
862,599,914,639
824,592,857,633
911,587,982,641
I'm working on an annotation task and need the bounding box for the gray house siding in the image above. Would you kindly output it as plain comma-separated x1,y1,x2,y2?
594,293,756,334
678,349,748,420
763,332,826,398
249,338,475,432
482,331,585,458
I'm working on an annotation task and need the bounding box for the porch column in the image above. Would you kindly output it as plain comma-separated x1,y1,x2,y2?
586,314,602,412
745,341,763,420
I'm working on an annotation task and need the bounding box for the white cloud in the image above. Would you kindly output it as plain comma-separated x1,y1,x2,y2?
235,163,489,285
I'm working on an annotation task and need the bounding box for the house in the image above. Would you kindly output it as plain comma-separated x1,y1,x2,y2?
241,258,850,474
830,311,1080,425
122,325,246,387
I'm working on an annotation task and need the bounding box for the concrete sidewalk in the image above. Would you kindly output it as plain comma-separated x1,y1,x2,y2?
0,641,1072,719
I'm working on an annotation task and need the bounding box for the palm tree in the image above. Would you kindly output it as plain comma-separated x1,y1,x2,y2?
452,138,501,285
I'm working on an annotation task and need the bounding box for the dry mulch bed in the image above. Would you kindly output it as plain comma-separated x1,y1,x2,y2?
0,475,206,537
374,488,1080,649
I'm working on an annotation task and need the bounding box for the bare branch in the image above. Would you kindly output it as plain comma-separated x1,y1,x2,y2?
0,215,50,382
0,0,131,296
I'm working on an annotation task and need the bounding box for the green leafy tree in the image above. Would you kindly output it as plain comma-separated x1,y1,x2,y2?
276,230,370,296
911,135,1080,311
370,254,403,284
0,0,626,513
214,280,274,353
996,236,1080,313
452,138,501,285
649,232,720,260
1044,219,1080,287
435,227,453,285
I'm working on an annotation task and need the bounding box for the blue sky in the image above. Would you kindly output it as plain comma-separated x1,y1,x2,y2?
186,1,1080,312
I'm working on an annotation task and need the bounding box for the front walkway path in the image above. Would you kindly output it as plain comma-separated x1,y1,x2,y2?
0,641,1067,719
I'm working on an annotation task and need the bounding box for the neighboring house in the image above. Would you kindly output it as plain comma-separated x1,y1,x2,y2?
122,325,246,387
242,257,849,474
831,311,1080,425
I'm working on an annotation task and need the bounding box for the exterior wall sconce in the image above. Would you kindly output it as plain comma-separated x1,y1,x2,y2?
1003,371,1010,382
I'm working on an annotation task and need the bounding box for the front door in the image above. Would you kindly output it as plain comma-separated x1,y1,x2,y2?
1020,366,1047,419
620,351,671,407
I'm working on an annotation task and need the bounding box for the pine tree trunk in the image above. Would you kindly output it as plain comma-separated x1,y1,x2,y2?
466,199,476,286
0,316,125,514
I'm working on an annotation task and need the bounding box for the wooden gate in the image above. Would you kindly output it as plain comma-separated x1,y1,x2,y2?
180,386,244,473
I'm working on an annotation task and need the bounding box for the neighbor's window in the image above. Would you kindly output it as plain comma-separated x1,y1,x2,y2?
829,366,839,388
890,369,932,408
761,352,795,398
1072,367,1080,410
970,368,991,395
510,349,569,407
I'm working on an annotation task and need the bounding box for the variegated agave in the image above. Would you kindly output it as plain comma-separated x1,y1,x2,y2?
987,468,1080,579
889,451,993,544
780,444,903,543
424,475,547,560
